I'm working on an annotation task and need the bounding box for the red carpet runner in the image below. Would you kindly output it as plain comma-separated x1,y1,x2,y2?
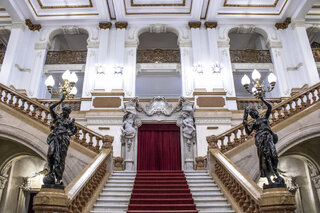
127,170,197,213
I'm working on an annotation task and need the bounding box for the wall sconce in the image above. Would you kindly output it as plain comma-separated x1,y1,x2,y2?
45,70,78,99
212,61,223,73
241,69,277,98
114,65,123,75
193,64,203,74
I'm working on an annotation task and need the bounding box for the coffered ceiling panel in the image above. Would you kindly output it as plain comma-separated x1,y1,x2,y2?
223,0,279,7
37,0,93,8
0,8,11,23
131,0,185,6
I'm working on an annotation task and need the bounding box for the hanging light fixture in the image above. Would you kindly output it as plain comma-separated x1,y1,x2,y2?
45,70,78,99
241,69,277,98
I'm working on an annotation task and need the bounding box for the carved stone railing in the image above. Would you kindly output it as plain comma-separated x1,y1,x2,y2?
45,50,87,64
236,97,282,110
230,50,272,63
137,49,180,63
66,143,112,213
37,99,81,111
0,83,107,153
207,82,320,153
312,48,320,62
0,51,5,64
208,149,261,213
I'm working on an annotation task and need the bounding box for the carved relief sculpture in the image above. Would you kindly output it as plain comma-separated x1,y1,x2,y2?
43,96,77,186
243,95,285,189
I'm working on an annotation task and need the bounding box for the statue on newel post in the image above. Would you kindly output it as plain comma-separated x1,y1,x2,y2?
43,95,77,188
243,94,285,189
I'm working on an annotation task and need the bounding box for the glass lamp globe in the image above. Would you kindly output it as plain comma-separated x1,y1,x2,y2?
241,74,251,86
268,73,277,84
252,69,261,81
62,70,71,81
45,75,55,87
69,72,78,84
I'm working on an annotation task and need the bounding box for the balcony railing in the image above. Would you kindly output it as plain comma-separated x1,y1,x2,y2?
230,49,272,63
137,49,180,63
0,51,5,64
312,48,320,62
45,50,87,64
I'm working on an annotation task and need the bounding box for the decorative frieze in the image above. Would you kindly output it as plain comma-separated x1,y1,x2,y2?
137,49,180,63
99,22,112,30
275,18,291,30
188,21,201,29
205,22,217,29
25,19,41,31
45,50,87,64
0,51,4,64
230,49,272,63
115,22,128,29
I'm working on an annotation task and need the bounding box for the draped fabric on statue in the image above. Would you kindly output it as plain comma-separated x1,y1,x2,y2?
138,124,181,171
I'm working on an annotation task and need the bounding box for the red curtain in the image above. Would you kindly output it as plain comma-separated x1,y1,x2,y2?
137,124,181,171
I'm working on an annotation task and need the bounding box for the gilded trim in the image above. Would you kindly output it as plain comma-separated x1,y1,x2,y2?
36,0,93,9
312,5,320,8
115,22,128,29
99,22,112,29
25,19,41,31
189,21,201,28
0,16,10,18
224,0,279,7
106,0,116,20
275,17,291,30
28,0,98,17
130,0,186,7
201,0,211,19
0,8,6,11
205,22,217,29
124,0,193,15
218,0,287,15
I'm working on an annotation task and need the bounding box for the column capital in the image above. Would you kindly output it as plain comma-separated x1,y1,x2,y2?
99,22,112,30
188,21,201,29
25,19,41,31
115,22,128,29
275,17,291,30
205,22,217,29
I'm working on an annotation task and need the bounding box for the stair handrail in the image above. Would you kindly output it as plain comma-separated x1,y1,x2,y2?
0,83,107,153
208,148,262,213
207,82,320,152
66,138,113,213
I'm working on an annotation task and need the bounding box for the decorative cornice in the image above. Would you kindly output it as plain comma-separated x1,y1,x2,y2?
188,21,201,29
25,19,41,31
275,18,291,30
204,22,217,29
115,22,128,29
99,22,112,30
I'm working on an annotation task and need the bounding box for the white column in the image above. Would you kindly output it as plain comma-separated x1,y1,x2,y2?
28,41,48,97
268,42,290,97
124,44,137,97
292,21,320,85
0,23,25,85
218,42,236,97
179,39,193,97
82,41,99,97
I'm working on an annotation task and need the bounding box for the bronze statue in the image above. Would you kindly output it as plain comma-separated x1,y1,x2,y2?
43,96,77,186
243,95,285,189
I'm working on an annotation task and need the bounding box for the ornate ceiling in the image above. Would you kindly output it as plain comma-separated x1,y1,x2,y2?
0,0,319,24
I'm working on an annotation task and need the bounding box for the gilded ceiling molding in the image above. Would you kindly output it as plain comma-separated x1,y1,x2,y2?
130,0,186,7
115,22,128,29
25,19,41,31
189,22,201,29
275,18,291,30
36,0,93,9
205,22,217,29
312,5,320,8
99,22,112,30
223,0,279,7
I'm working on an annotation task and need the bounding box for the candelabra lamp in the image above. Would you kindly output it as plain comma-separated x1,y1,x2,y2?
241,69,277,98
45,70,78,99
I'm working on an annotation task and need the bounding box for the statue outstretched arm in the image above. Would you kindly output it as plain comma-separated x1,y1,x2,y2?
243,107,253,135
50,96,65,119
260,95,272,119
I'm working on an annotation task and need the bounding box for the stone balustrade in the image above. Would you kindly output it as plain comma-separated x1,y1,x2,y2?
0,83,108,153
236,97,282,110
207,82,320,153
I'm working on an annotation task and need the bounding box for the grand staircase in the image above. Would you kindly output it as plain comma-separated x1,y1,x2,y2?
91,172,136,213
185,171,235,213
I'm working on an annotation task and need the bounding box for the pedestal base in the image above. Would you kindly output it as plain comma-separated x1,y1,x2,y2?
33,188,68,213
260,187,296,213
